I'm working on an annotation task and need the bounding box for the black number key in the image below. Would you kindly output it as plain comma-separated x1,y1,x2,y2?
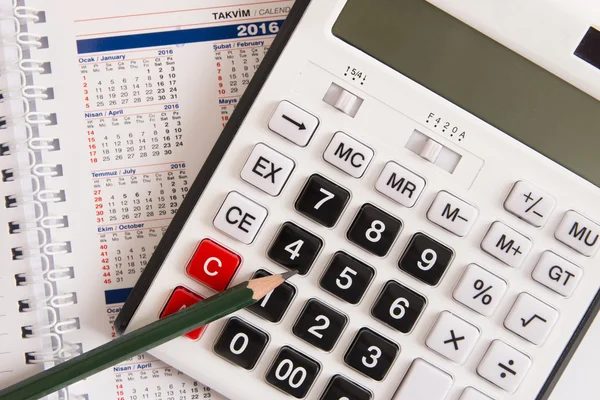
344,328,399,381
320,375,372,400
295,174,350,228
319,252,374,305
292,299,348,351
268,222,323,276
347,204,402,257
371,280,426,333
266,346,321,398
247,269,296,323
398,233,454,286
213,317,269,370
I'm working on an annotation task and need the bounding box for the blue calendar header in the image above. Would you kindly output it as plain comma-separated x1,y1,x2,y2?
76,20,285,54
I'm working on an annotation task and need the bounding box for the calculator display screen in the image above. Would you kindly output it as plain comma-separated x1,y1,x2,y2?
332,0,600,187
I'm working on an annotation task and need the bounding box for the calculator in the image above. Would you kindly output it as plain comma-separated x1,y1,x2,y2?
115,0,600,399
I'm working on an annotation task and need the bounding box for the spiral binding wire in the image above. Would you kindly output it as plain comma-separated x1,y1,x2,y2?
1,3,80,395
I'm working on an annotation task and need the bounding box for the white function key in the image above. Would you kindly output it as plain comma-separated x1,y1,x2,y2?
481,222,532,268
213,191,268,245
459,387,494,400
453,264,507,317
532,251,582,297
555,210,600,257
323,132,374,178
504,293,559,345
240,143,295,196
393,359,453,400
477,340,531,393
504,181,556,227
375,161,425,208
268,100,319,147
425,311,480,364
427,191,478,237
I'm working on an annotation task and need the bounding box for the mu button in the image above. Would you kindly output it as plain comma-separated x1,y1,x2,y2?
186,239,241,292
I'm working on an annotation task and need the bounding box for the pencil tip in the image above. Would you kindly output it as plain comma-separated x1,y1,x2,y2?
281,270,298,280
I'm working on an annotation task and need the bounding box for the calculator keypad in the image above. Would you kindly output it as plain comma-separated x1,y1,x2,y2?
320,252,375,305
268,222,323,276
247,269,296,323
213,191,268,245
295,174,350,228
481,222,532,268
503,293,558,345
265,346,321,398
394,359,453,400
159,286,205,340
186,239,240,292
292,298,348,351
344,328,399,381
347,204,402,257
453,264,508,317
323,132,374,178
477,340,531,393
555,210,600,256
213,317,269,370
375,161,425,208
371,280,426,333
504,181,556,227
427,191,478,237
531,251,582,296
320,375,372,400
398,233,453,286
459,387,494,400
268,100,319,147
425,311,480,364
240,143,295,196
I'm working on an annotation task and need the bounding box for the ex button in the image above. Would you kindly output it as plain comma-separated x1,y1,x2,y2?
555,210,600,257
427,191,478,237
213,191,268,245
241,143,295,196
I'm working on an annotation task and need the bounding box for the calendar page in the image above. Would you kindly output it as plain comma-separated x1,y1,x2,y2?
22,1,293,399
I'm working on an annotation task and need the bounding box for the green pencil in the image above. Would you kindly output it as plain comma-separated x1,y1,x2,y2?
0,271,296,400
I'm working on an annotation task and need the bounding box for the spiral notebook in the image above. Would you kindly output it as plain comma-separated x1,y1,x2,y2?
0,0,292,398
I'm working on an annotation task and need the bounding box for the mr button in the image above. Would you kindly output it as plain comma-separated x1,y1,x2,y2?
481,222,531,268
323,132,374,178
214,191,268,245
555,210,600,257
241,143,295,196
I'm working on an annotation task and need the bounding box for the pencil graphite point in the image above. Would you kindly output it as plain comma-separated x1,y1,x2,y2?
281,270,298,280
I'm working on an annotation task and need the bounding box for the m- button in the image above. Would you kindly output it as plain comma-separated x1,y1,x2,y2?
555,210,600,257
323,132,374,178
213,191,268,245
427,191,478,237
186,239,241,292
481,222,532,268
241,143,295,196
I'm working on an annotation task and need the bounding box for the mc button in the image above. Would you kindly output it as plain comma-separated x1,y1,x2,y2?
323,132,374,178
213,191,268,245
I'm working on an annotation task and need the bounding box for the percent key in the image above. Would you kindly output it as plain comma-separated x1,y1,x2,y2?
453,264,508,317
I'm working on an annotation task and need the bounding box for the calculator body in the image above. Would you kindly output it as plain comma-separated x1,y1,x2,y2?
116,1,600,399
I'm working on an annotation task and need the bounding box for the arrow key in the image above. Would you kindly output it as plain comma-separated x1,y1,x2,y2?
268,100,320,147
504,292,558,345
